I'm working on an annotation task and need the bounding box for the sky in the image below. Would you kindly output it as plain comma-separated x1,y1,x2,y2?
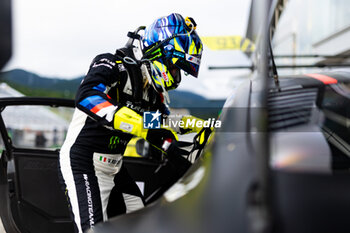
4,0,252,99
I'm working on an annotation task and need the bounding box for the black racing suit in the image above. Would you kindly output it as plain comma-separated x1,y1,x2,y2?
58,47,167,233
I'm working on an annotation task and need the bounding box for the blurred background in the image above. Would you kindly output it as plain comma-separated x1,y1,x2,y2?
1,0,252,99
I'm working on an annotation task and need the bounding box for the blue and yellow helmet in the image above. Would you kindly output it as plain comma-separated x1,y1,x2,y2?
142,13,203,92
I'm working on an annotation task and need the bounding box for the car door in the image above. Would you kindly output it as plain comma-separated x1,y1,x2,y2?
0,97,76,233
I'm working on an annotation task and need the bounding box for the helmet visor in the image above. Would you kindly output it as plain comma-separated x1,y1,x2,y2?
174,53,201,78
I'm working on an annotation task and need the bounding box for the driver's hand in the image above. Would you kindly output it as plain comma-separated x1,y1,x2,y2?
146,127,178,149
195,127,212,149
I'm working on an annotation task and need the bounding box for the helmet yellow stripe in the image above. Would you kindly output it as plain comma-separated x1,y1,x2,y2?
174,38,184,52
153,60,174,87
151,61,164,86
172,58,179,64
189,39,197,54
198,43,203,54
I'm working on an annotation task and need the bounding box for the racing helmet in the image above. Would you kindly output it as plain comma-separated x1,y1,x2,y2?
142,13,203,92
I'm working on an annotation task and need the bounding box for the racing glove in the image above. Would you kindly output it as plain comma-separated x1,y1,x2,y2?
196,127,213,147
113,106,147,138
113,106,178,146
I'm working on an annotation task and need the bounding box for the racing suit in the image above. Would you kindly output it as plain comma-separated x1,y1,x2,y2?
58,47,169,233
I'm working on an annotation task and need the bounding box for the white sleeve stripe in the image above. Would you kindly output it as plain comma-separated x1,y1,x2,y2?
95,105,118,122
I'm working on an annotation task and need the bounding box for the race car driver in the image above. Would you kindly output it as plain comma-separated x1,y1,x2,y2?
58,13,203,233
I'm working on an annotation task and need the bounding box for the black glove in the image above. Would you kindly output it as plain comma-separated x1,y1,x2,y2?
146,128,177,149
